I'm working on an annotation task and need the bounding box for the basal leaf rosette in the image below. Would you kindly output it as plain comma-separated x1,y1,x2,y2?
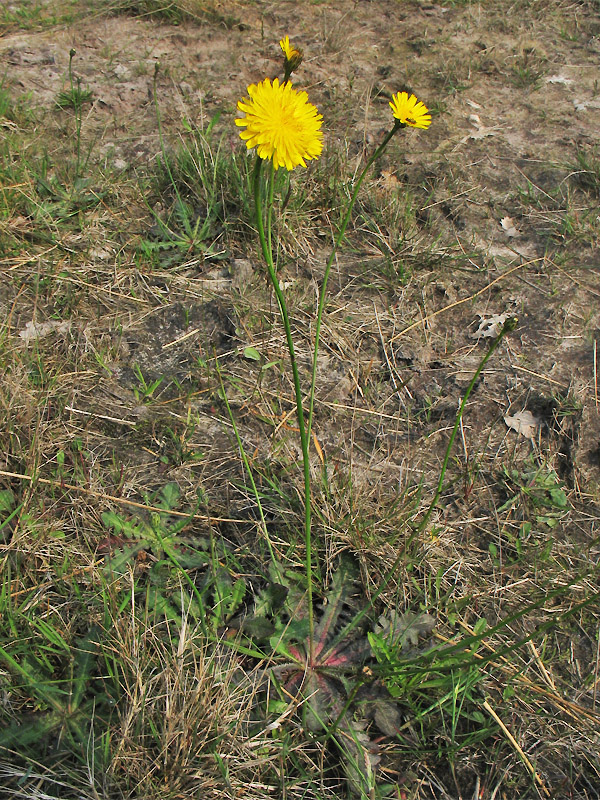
389,92,431,129
236,77,323,171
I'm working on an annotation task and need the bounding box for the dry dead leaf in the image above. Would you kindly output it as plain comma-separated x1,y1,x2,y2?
379,169,399,190
504,409,539,439
3,215,32,235
461,113,499,142
312,432,325,465
500,216,520,237
471,313,510,339
19,320,71,344
570,98,600,111
546,74,573,85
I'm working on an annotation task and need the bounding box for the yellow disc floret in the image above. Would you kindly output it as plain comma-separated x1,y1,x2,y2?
236,77,323,171
389,92,432,130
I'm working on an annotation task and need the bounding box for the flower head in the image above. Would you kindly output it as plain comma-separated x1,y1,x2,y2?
236,77,323,171
389,92,431,130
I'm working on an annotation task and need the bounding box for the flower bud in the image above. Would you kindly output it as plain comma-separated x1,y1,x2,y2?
279,35,303,79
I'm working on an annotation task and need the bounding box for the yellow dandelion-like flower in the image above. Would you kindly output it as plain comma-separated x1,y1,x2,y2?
236,77,323,171
389,92,431,130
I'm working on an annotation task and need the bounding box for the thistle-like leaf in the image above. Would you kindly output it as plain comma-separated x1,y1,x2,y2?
355,678,405,737
304,670,343,732
314,558,359,660
375,611,436,651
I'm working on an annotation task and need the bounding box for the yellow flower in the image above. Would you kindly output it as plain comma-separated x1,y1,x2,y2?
280,35,303,77
389,92,431,129
236,77,323,171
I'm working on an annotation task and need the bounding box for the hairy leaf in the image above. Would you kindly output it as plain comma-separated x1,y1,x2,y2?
375,611,436,651
314,557,359,659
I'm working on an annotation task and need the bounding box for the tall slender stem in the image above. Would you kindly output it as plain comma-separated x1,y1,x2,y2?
250,123,411,662
267,160,275,260
307,121,401,443
67,49,82,180
252,157,315,657
325,318,517,652
416,317,517,537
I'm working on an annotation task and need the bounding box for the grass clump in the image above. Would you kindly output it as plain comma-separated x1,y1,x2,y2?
572,146,600,197
140,118,252,265
110,0,243,27
0,0,85,34
110,0,201,23
137,68,254,266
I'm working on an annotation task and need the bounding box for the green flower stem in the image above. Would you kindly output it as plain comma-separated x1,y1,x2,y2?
252,156,315,657
415,316,517,538
306,120,402,444
267,159,275,260
326,318,517,653
67,50,81,179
